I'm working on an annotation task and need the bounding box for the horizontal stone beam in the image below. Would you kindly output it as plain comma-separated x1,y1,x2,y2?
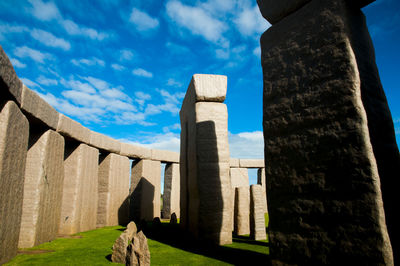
151,149,179,163
89,131,121,154
239,159,265,168
0,45,23,104
229,158,240,168
56,114,91,144
119,143,151,159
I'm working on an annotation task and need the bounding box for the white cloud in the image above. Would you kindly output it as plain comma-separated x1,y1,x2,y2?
20,77,40,88
166,0,227,44
229,131,264,158
83,76,109,90
167,78,183,87
135,91,152,106
163,123,180,132
28,0,61,21
71,57,105,68
119,49,134,61
129,8,160,32
122,132,181,152
30,29,71,50
132,68,153,78
234,5,270,37
114,112,154,126
0,24,28,34
144,89,184,116
111,63,126,71
61,19,109,41
253,46,261,57
10,58,26,68
37,75,58,86
14,46,52,63
61,78,96,94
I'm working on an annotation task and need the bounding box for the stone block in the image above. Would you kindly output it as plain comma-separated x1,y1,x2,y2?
59,143,99,234
130,159,161,222
230,168,249,188
250,185,266,241
97,153,130,227
257,168,268,213
89,131,121,154
229,158,240,168
162,163,180,219
0,46,23,104
21,85,59,129
151,149,179,163
19,130,65,248
120,143,151,159
57,114,91,144
239,159,264,168
234,187,250,236
190,74,227,102
0,101,29,264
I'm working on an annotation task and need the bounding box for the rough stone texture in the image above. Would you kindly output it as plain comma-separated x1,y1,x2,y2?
151,149,179,163
59,144,99,234
230,168,249,188
0,46,23,104
120,143,151,159
126,221,138,239
180,75,232,245
130,159,161,222
89,131,121,154
259,0,395,264
97,153,130,227
238,159,265,168
257,168,268,213
162,163,180,219
234,187,250,236
0,101,29,264
57,114,91,144
19,130,65,248
250,185,266,241
257,0,374,24
229,158,240,168
186,74,227,102
112,231,129,264
127,231,151,266
20,85,59,129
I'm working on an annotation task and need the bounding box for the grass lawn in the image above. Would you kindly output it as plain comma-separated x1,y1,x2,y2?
6,214,269,265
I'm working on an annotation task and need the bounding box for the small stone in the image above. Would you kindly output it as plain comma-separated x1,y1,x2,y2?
125,221,137,239
111,232,129,264
170,213,178,224
127,231,150,266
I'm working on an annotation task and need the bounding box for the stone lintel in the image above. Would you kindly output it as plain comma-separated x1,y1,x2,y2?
89,131,121,154
56,114,91,144
0,46,23,104
239,159,265,168
230,158,240,168
119,143,151,159
150,149,179,163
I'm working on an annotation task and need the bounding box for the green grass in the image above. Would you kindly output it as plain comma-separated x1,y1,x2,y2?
6,214,270,265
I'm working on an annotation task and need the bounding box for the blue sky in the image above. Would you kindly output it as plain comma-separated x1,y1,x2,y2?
0,0,399,163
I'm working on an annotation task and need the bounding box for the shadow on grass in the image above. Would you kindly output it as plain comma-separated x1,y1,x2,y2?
141,222,271,265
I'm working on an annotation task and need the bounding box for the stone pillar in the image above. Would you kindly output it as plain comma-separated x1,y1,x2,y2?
230,167,249,232
250,185,266,241
18,129,65,248
257,168,268,213
0,101,29,264
162,163,180,219
258,0,396,264
97,153,130,227
59,143,99,235
234,187,250,236
180,74,232,245
130,159,161,222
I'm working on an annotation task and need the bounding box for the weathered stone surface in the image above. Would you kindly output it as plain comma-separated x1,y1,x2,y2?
229,158,240,168
230,168,249,188
250,185,266,241
151,149,179,163
89,131,121,154
57,114,91,144
59,144,99,234
127,231,151,266
234,187,250,236
239,159,264,168
180,74,232,245
126,221,138,239
112,231,129,264
0,46,23,104
183,74,227,104
260,0,395,264
20,85,59,129
162,163,180,219
19,130,65,248
97,153,130,227
120,143,151,159
0,101,29,264
257,168,268,213
170,213,178,224
130,159,161,222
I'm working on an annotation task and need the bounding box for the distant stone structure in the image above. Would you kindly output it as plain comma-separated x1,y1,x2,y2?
179,74,232,245
250,185,267,241
162,163,180,219
258,0,398,264
234,187,250,236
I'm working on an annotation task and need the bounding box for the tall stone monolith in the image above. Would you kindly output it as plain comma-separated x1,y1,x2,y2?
162,163,180,219
19,129,65,248
59,143,99,234
234,187,250,236
250,185,266,241
180,74,232,245
130,159,161,222
258,0,397,264
230,167,249,232
257,168,268,213
0,101,29,264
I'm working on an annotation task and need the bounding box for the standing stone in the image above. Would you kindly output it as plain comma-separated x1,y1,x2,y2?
97,153,130,227
130,159,161,222
250,185,266,241
127,231,151,266
59,143,99,235
112,231,129,264
0,101,29,264
230,168,249,231
258,0,396,264
19,129,65,248
234,187,250,236
257,168,268,213
162,163,180,219
180,74,232,245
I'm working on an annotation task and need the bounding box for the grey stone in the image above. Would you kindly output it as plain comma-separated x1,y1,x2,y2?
19,130,65,248
111,231,129,264
170,213,178,224
238,159,264,168
183,74,227,103
151,149,179,163
229,158,240,168
89,131,121,154
120,143,151,160
126,221,138,239
127,231,151,266
0,46,23,104
257,168,268,213
250,185,266,241
162,163,180,219
57,114,91,144
0,101,29,264
230,168,249,188
234,187,250,236
260,0,395,264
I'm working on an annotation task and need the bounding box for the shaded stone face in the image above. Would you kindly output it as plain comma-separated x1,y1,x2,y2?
250,185,266,241
0,101,29,264
259,0,396,264
162,163,180,219
234,187,250,236
0,46,23,104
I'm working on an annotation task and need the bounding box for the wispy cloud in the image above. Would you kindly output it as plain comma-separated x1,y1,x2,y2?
111,63,126,71
21,77,41,88
71,57,105,68
144,89,184,116
132,68,153,78
37,75,58,86
135,91,152,107
129,8,160,32
28,0,61,21
229,131,264,158
10,58,26,68
167,78,183,88
61,19,110,41
14,46,52,63
119,49,134,61
234,5,270,37
30,29,71,50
